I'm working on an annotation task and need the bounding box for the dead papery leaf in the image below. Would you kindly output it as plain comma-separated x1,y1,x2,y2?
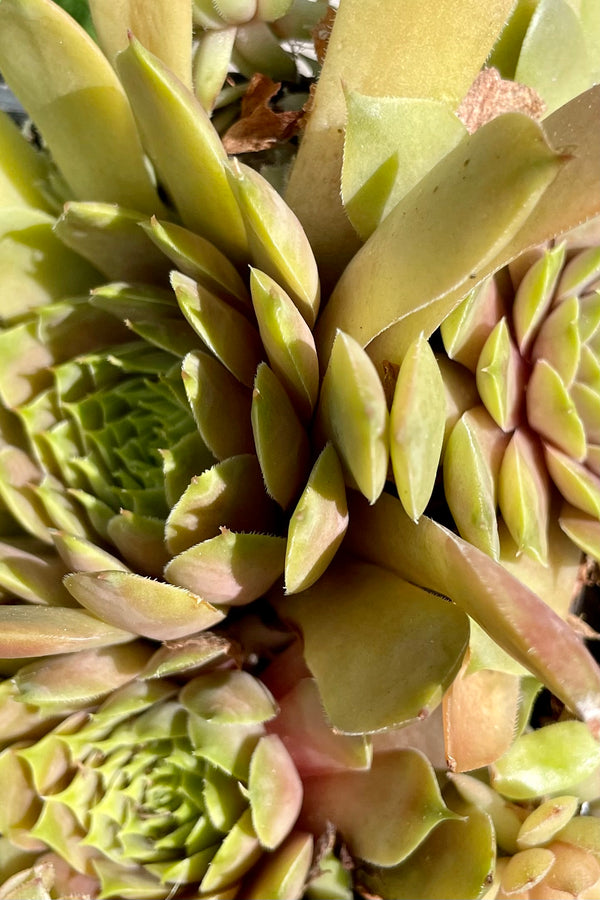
457,67,546,134
222,73,302,154
312,6,336,65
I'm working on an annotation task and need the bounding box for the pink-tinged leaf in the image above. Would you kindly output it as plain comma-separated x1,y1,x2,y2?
443,406,509,559
142,217,250,309
545,442,600,517
248,734,302,849
527,359,586,460
165,529,286,606
116,36,248,263
498,427,550,564
50,530,129,574
300,749,459,867
267,677,371,777
513,243,566,355
166,454,276,556
0,540,72,607
140,633,232,681
443,664,520,773
0,0,164,212
182,351,254,461
277,559,469,735
557,245,600,300
541,839,600,897
492,721,600,800
0,607,134,657
316,331,389,505
517,796,579,850
499,847,555,895
227,160,320,327
244,832,314,900
251,363,311,509
13,642,152,708
346,491,600,738
89,0,193,88
250,268,319,421
476,317,526,431
438,356,480,448
559,503,600,561
390,334,445,521
172,271,264,389
532,295,581,386
440,276,506,372
106,509,169,578
180,670,278,726
571,381,600,444
63,570,225,640
284,443,348,594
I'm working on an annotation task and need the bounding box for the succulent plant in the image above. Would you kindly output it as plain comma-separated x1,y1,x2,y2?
2,0,600,897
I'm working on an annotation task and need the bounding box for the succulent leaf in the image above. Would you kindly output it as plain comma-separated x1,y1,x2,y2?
0,0,164,212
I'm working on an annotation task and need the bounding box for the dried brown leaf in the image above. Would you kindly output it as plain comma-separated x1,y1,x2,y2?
222,73,302,153
312,6,336,65
457,67,546,134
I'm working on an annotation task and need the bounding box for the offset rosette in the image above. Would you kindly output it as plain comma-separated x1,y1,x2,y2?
441,240,600,565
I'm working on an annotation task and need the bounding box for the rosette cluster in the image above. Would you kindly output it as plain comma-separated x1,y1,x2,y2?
441,239,600,565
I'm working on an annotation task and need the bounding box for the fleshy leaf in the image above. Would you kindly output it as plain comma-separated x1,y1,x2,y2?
316,112,562,363
498,427,550,563
390,334,445,521
443,666,520,772
182,351,254,461
559,502,600,560
0,0,163,212
491,721,600,799
142,217,250,308
250,268,319,421
443,406,509,558
285,0,517,285
89,0,193,87
0,607,134,656
13,643,152,708
545,442,600,516
248,734,302,849
0,111,53,212
531,295,581,386
346,491,600,737
227,160,320,327
284,444,348,594
278,559,470,734
517,796,579,849
342,92,467,241
356,808,494,900
63,570,225,640
316,331,389,504
244,832,314,900
512,225,566,355
53,202,170,283
476,317,525,431
172,270,264,388
515,0,592,115
165,529,286,606
251,363,311,509
165,454,275,556
300,749,459,867
200,808,262,893
116,35,248,263
440,276,506,371
180,670,277,726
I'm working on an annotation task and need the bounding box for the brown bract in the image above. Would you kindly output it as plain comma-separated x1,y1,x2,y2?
457,67,546,134
222,73,303,154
